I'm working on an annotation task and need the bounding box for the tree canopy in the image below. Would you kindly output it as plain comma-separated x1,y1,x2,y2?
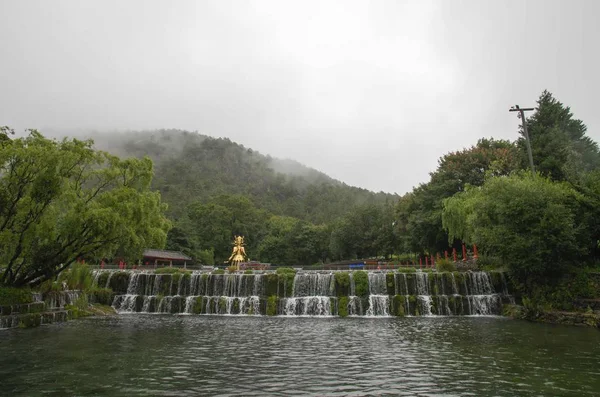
0,129,170,287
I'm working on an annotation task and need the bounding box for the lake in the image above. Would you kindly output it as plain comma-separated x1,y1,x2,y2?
1,315,599,396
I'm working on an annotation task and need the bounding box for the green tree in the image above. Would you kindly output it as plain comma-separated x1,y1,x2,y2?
0,130,171,287
397,138,518,254
519,90,600,182
442,174,587,281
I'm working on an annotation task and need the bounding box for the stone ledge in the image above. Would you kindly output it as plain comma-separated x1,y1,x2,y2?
0,310,68,330
0,302,46,316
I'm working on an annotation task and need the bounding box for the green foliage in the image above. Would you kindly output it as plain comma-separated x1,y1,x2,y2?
263,273,279,296
89,288,114,306
338,296,349,317
518,90,600,183
266,295,278,316
108,272,130,294
0,130,171,287
435,258,456,272
275,267,297,275
196,249,215,266
0,286,33,305
154,267,190,275
244,269,254,274
443,174,588,281
396,138,519,254
353,271,369,298
212,269,225,275
18,313,42,328
334,272,350,296
329,202,398,260
386,273,395,295
476,255,504,270
63,263,94,291
392,295,405,316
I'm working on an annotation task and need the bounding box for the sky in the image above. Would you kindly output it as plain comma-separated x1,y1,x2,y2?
1,0,599,194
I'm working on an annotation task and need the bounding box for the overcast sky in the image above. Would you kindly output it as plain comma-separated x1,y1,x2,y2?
1,0,599,194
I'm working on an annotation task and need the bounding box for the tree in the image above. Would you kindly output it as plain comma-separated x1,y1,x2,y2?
519,90,600,182
0,131,171,287
397,138,518,254
442,174,588,281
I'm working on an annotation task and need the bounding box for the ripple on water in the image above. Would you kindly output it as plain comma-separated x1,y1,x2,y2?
0,315,600,396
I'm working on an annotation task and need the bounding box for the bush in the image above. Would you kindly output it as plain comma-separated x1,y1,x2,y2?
108,272,130,294
334,272,350,297
353,271,369,297
436,258,456,272
476,255,504,270
338,296,349,317
266,295,278,316
244,269,254,274
0,286,33,305
89,288,114,306
212,269,225,275
62,262,94,291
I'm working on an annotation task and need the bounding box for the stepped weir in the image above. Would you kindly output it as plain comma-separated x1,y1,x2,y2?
100,270,514,317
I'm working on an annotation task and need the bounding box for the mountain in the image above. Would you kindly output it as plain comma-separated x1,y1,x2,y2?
46,129,397,224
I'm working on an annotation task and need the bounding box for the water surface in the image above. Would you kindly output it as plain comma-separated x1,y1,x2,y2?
1,315,599,396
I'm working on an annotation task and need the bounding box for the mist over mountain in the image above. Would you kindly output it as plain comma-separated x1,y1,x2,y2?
43,128,396,224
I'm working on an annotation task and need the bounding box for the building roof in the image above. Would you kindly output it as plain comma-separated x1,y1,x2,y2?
143,249,192,261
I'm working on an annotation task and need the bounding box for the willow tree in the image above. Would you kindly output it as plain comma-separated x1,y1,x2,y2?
0,128,171,287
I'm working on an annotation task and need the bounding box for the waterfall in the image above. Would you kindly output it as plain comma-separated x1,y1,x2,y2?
415,271,429,295
365,273,389,316
105,269,513,317
366,295,389,316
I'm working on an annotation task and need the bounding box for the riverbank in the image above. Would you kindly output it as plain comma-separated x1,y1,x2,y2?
0,288,117,330
504,304,600,329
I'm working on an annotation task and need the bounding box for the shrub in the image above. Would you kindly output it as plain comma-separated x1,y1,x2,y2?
212,269,225,275
386,273,395,295
266,295,278,316
334,272,350,297
397,267,416,273
338,296,349,317
476,255,504,270
63,263,94,291
263,273,279,296
353,271,369,297
108,272,130,294
0,286,33,305
436,258,456,272
244,269,254,274
89,288,114,306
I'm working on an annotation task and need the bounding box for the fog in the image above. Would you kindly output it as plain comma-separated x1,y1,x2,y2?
1,0,599,193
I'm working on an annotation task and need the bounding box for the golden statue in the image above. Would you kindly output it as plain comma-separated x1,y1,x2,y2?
228,235,247,271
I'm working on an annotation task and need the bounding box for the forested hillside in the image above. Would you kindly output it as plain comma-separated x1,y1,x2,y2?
58,129,397,265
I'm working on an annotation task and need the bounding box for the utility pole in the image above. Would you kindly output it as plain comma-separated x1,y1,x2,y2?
509,105,535,174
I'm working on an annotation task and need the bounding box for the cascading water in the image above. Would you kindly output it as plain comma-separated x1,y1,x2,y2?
109,269,513,317
365,273,389,316
280,273,335,316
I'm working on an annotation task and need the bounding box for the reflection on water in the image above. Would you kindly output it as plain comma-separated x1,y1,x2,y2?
1,316,599,396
